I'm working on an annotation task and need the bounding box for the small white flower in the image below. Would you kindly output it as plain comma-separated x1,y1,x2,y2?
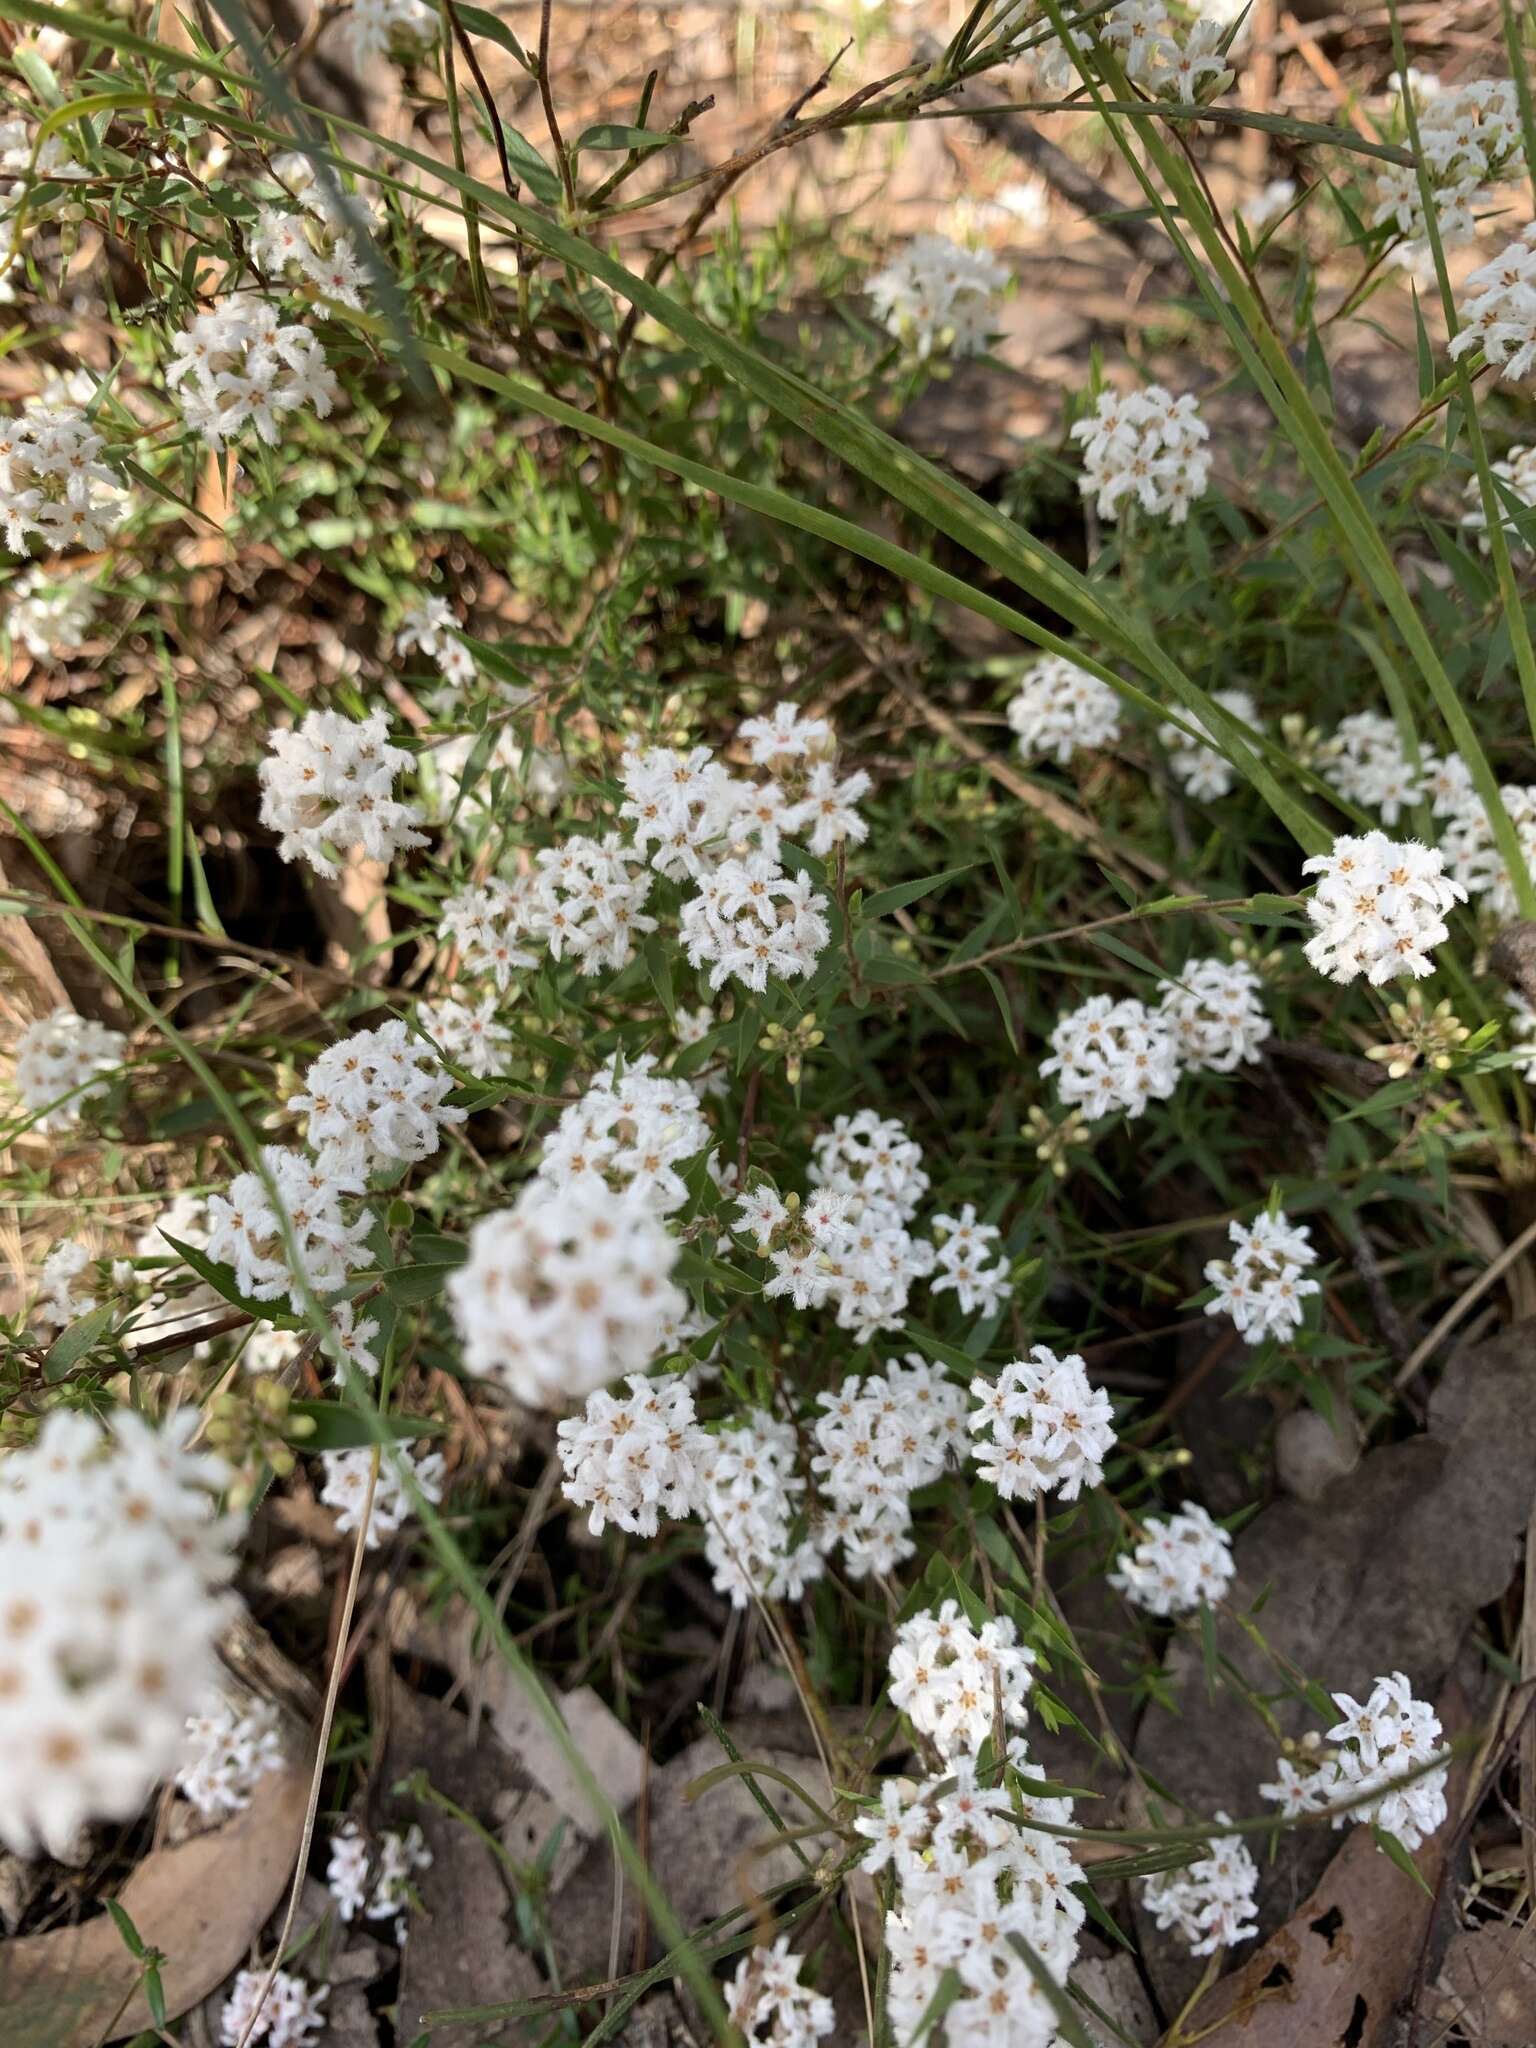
258,707,425,877
1142,1818,1260,1956
1042,993,1182,1120
1302,830,1465,986
867,234,1008,359
1072,384,1211,525
1204,1209,1320,1345
1158,688,1263,801
1006,654,1121,766
968,1346,1116,1503
1110,1502,1235,1617
1157,956,1271,1073
12,1006,126,1130
167,299,338,451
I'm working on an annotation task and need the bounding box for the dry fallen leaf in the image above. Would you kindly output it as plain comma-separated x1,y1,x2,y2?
0,1750,311,2047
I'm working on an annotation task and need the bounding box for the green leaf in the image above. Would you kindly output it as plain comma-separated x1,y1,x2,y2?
288,1401,446,1451
43,1302,117,1382
861,863,977,921
382,1261,467,1304
575,122,674,153
1004,1933,1097,2048
161,1233,300,1325
450,2,529,66
106,1899,145,1958
1370,1823,1432,1895
909,1967,965,2044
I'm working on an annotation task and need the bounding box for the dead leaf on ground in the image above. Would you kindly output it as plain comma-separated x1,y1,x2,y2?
0,1748,311,2047
1432,1922,1536,2045
1134,1319,1536,2014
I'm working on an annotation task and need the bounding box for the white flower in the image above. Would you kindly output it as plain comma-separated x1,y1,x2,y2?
1204,1209,1320,1344
33,1238,96,1330
1071,384,1211,525
397,594,477,688
177,1696,285,1817
1110,1501,1235,1617
327,1820,372,1921
737,702,833,771
793,760,872,857
250,204,368,310
1243,178,1298,231
167,299,338,450
619,742,736,878
680,855,830,993
418,994,510,1078
1142,1817,1259,1956
448,1180,687,1409
1041,992,1182,1120
1302,830,1465,985
289,1020,465,1178
727,1936,834,2045
1157,956,1272,1073
258,707,425,877
537,1054,712,1217
220,1966,327,2047
1461,442,1536,551
1450,227,1536,382
318,1444,445,1547
810,1357,968,1579
205,1144,374,1309
1507,992,1536,1080
527,833,657,976
1005,653,1121,766
929,1203,1012,1320
1261,1671,1449,1852
696,1410,823,1606
5,564,98,657
867,233,1008,358
1158,687,1263,800
349,0,438,64
889,1600,1035,1761
1374,79,1523,255
556,1371,707,1537
1319,711,1425,825
0,401,125,554
12,1005,126,1129
438,877,539,990
810,1109,929,1226
0,1409,241,1858
1442,783,1536,918
968,1346,1116,1503
867,1746,1084,2048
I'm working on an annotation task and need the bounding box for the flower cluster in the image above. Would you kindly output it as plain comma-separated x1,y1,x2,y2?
318,1444,446,1547
929,1204,1012,1319
11,1005,126,1129
888,1599,1034,1760
167,300,337,449
0,400,125,554
1072,384,1211,525
448,1180,688,1408
206,1144,374,1310
1302,831,1465,985
397,594,476,689
537,1055,712,1215
1111,1503,1235,1617
327,1818,434,1931
220,1967,327,2048
1204,1209,1320,1345
1042,993,1181,1120
0,1409,241,1858
34,1238,95,1329
177,1696,285,1817
867,233,1008,358
1005,653,1122,766
556,1372,707,1537
258,706,426,877
1261,1672,1449,1851
438,876,538,989
250,204,368,310
1158,688,1263,800
968,1346,1116,1504
681,854,831,993
527,834,656,975
6,563,98,656
726,1936,835,2046
1319,711,1425,825
860,1747,1084,2048
417,994,510,1078
1375,78,1523,253
350,0,438,64
1157,956,1272,1073
289,1020,466,1177
1452,228,1536,383
1463,441,1536,550
1141,1818,1260,1956
696,1410,821,1605
810,1356,969,1577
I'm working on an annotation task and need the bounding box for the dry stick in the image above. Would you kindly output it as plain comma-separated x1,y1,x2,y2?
1394,1210,1536,1391
536,0,576,211
233,1449,380,2048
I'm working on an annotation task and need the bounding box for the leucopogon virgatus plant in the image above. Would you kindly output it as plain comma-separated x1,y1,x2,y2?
3,0,1535,2042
